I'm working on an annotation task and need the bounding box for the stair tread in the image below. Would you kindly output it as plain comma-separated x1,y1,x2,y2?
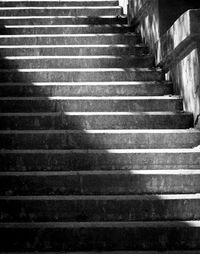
1,169,200,175
0,67,155,70
0,111,191,115
2,24,130,28
0,15,127,18
1,194,200,200
0,96,180,100
0,33,137,38
1,220,200,228
0,129,198,133
0,81,162,85
0,44,145,48
0,6,122,9
1,148,200,153
1,169,200,176
3,55,151,59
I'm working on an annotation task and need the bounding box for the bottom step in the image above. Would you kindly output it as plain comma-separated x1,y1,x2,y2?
0,221,200,251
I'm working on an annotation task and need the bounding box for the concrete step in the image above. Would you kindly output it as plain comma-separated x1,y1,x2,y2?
1,129,200,149
0,68,162,82
0,6,122,16
0,33,139,45
0,55,154,69
0,112,193,130
0,24,134,34
0,96,182,112
1,170,200,195
0,148,199,171
0,44,148,56
0,16,127,25
0,0,119,7
0,221,200,251
0,81,172,97
1,194,200,222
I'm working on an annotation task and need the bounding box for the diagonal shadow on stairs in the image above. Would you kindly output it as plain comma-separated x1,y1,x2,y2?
0,18,200,253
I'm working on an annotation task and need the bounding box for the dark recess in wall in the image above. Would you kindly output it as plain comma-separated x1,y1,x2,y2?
159,0,200,35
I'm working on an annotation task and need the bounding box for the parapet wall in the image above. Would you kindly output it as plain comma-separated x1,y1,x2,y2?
128,0,200,125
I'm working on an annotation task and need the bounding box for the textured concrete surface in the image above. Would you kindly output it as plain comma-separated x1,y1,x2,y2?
0,0,200,252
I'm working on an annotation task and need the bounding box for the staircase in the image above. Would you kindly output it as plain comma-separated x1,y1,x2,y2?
0,0,200,252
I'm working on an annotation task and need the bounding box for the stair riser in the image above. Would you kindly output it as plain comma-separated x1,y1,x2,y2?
0,226,200,251
0,57,154,69
0,99,182,112
0,71,162,82
0,152,199,171
1,198,200,222
0,1,119,7
0,114,193,130
0,83,173,96
1,132,199,149
0,35,139,45
1,173,200,195
0,46,148,56
0,17,127,25
0,26,133,35
0,8,122,16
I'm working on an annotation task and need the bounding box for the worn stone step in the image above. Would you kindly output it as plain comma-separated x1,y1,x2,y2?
0,34,139,45
1,194,200,222
0,0,119,7
1,129,199,149
0,148,199,171
0,68,162,82
0,25,134,34
0,56,154,69
0,112,193,130
0,6,122,16
0,221,200,251
0,81,172,97
0,16,127,25
0,44,148,56
1,170,200,195
0,96,182,112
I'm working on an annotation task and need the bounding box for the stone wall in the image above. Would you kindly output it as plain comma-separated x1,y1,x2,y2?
128,0,200,124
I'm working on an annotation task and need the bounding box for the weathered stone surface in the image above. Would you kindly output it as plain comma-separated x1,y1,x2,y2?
0,81,172,97
0,16,128,25
0,149,200,171
0,25,134,35
0,56,154,68
1,129,199,149
0,96,182,112
1,195,200,222
0,69,162,82
0,33,139,45
0,7,122,16
0,45,148,57
0,112,193,130
1,170,200,195
0,221,200,251
0,1,119,7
